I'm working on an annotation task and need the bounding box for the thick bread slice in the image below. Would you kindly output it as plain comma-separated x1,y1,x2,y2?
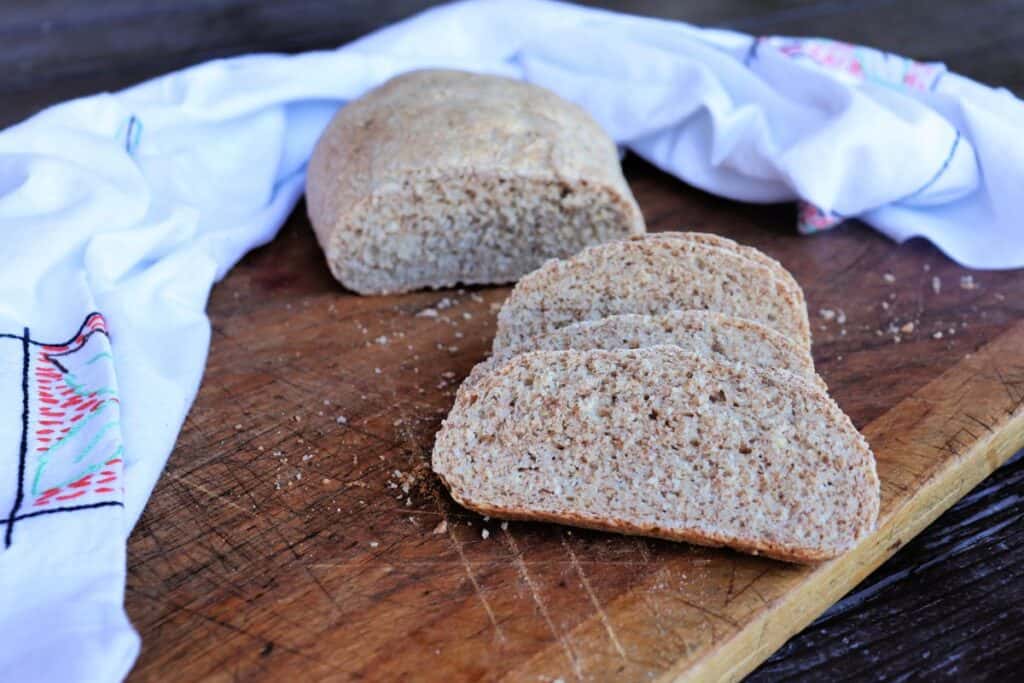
433,346,879,563
656,232,805,307
306,69,645,295
466,310,822,390
493,234,812,351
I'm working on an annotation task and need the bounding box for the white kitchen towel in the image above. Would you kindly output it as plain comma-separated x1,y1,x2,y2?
0,0,1021,680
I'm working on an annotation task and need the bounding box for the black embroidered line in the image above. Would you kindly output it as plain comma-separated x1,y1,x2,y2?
0,312,106,348
48,356,68,374
5,500,124,524
744,37,763,66
4,327,30,548
43,329,109,358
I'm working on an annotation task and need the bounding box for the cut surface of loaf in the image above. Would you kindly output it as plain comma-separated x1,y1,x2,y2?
466,310,821,389
306,69,645,294
493,232,812,351
433,346,879,563
656,232,804,307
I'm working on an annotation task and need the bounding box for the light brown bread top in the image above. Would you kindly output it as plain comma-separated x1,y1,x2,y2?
305,69,645,294
433,346,879,563
492,233,812,351
656,232,804,307
466,310,821,390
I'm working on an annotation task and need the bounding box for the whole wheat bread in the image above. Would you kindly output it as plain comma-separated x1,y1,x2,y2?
306,69,645,295
466,310,821,390
492,233,812,351
433,346,878,563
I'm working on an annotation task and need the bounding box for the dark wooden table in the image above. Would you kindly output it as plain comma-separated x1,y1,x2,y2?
4,2,1021,680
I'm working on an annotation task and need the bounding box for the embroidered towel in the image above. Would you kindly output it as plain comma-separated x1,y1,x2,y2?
1,0,1022,680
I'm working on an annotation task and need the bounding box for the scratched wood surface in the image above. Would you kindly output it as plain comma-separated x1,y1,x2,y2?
118,155,1024,681
7,0,1022,680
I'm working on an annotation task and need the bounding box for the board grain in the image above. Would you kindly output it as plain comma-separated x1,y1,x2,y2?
122,156,1024,681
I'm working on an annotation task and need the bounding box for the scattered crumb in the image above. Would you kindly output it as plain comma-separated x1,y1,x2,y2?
375,335,389,345
923,263,931,272
336,415,347,425
257,445,264,452
302,453,314,462
931,276,941,294
322,478,331,485
323,399,331,406
900,322,915,334
441,371,456,379
481,529,490,540
933,331,944,339
960,275,978,290
500,521,509,531
819,308,836,321
293,415,301,423
470,293,484,303
462,312,473,320
369,541,379,548
374,367,382,374
437,297,454,310
417,307,439,318
448,346,460,353
234,424,242,430
995,292,1006,301
894,335,902,344
836,310,847,325
433,520,448,535
883,273,896,284
881,301,890,310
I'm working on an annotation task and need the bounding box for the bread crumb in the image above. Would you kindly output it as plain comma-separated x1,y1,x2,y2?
995,292,1006,301
437,297,454,310
462,312,473,320
369,541,379,548
960,275,978,290
881,301,890,310
500,521,509,531
933,331,944,339
883,273,896,284
931,276,941,294
481,529,490,540
417,307,439,318
323,399,331,406
374,367,382,374
836,310,847,325
234,423,242,430
900,322,915,334
819,309,836,321
336,415,347,425
433,520,448,534
375,335,389,345
923,263,931,272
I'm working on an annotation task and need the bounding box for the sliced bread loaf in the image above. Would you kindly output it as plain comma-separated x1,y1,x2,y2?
433,346,878,563
493,233,812,351
466,310,822,390
306,69,645,295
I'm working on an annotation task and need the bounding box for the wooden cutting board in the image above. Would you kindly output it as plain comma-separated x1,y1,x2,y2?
124,158,1024,681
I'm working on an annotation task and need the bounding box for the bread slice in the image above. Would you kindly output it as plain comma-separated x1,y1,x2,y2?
492,233,812,352
466,310,822,390
433,346,878,563
306,69,645,295
656,232,804,305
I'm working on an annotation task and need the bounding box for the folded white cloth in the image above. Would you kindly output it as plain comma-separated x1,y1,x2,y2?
1,0,1021,679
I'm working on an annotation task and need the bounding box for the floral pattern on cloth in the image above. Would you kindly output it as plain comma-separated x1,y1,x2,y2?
757,37,948,233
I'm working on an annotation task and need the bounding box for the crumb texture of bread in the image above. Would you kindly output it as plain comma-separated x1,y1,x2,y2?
305,69,645,295
467,310,821,390
493,233,812,351
433,347,879,563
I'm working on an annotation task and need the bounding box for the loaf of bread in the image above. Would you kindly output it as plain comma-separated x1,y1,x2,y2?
306,69,645,295
465,310,821,390
433,346,879,563
493,232,811,352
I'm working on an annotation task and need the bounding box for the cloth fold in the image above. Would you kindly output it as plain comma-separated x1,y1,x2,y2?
1,1,1021,680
